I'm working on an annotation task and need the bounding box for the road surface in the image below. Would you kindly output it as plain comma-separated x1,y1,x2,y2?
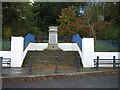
2,74,118,88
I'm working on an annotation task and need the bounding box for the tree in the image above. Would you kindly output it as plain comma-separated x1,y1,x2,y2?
105,26,120,40
33,2,80,35
3,2,119,40
99,2,120,40
2,2,81,38
2,2,41,38
58,5,92,37
58,3,111,39
58,6,77,36
2,26,12,39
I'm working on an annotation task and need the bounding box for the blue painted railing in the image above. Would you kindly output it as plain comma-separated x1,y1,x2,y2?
72,34,82,49
24,33,36,47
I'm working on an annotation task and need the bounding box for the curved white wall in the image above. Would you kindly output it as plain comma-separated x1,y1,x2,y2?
22,43,48,62
0,37,120,68
58,43,82,58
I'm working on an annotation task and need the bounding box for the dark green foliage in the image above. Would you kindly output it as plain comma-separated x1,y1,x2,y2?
2,2,120,40
105,26,120,40
2,2,41,38
2,2,80,38
33,2,80,34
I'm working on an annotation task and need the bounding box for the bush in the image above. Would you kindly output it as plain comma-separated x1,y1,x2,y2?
2,26,12,39
105,26,120,40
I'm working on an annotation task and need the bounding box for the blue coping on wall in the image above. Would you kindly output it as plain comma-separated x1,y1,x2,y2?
72,34,82,49
24,33,36,47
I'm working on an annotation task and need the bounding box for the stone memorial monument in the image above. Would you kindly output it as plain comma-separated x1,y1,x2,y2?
45,26,61,50
49,26,58,44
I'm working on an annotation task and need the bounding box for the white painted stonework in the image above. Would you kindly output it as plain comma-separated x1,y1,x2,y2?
0,36,120,67
11,37,24,67
94,52,120,67
82,38,94,67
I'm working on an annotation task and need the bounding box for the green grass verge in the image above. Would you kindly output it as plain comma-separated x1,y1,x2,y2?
2,39,11,51
95,43,119,52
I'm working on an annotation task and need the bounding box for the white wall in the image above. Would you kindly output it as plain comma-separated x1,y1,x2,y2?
13,39,120,68
0,51,11,58
22,43,48,63
24,43,48,51
0,51,11,67
82,38,94,67
0,40,48,67
71,43,83,59
22,43,82,67
94,52,120,59
0,36,120,68
58,43,82,58
58,43,74,51
81,38,120,67
0,37,24,67
94,52,120,67
11,37,24,67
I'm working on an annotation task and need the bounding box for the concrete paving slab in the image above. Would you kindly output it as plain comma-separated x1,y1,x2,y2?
1,67,119,79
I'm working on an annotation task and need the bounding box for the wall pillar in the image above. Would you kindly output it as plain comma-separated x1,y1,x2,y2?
82,38,94,67
11,37,24,67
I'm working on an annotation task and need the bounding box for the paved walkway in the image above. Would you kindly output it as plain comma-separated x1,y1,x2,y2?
2,67,118,79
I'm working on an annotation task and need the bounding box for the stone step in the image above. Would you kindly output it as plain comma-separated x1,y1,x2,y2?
23,51,79,58
22,50,82,69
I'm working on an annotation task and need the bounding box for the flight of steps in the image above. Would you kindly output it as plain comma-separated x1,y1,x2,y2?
22,50,82,69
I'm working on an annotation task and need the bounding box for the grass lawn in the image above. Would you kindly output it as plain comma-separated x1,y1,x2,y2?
95,43,119,52
2,39,11,51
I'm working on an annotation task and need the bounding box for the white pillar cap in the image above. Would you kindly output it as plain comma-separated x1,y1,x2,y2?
49,26,58,32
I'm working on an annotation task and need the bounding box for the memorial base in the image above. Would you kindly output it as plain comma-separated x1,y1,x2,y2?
45,44,62,50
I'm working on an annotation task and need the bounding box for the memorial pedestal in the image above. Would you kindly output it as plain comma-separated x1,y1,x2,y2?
45,26,62,50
